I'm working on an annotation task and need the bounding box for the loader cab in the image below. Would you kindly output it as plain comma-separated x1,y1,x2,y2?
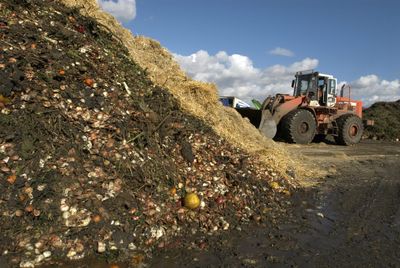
292,71,337,107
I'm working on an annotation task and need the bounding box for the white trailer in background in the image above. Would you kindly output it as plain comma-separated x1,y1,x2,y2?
219,96,251,108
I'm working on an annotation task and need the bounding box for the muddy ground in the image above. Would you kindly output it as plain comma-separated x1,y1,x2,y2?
147,140,400,267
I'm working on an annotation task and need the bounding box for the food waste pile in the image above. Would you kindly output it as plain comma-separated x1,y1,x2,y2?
0,0,293,266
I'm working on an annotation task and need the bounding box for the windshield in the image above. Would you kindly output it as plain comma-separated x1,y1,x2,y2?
295,74,316,96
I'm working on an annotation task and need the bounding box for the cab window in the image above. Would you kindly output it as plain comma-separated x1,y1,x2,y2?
328,79,336,95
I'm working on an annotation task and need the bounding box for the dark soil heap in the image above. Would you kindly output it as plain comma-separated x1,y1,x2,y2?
363,100,400,140
0,0,292,266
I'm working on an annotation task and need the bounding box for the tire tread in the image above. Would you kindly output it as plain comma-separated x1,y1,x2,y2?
334,114,363,145
280,109,316,144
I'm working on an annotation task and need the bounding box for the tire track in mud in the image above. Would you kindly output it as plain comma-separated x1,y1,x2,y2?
295,149,400,267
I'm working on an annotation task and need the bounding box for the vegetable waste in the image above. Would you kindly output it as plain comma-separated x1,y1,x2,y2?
0,0,295,266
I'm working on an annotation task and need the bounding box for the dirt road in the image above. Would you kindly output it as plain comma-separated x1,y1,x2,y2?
150,140,400,267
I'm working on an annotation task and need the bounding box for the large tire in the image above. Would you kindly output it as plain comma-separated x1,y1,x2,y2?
334,114,363,145
280,109,316,144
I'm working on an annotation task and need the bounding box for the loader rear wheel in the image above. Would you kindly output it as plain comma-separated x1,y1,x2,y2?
280,109,316,144
334,114,363,145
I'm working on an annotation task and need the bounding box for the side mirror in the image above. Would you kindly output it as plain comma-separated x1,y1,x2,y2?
291,80,295,88
341,84,346,90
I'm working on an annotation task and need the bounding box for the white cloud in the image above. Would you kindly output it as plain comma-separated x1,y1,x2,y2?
174,50,317,103
98,0,136,21
175,50,400,107
269,47,294,57
350,75,400,107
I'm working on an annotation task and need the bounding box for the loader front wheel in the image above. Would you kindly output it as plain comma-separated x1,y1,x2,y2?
280,109,316,144
334,114,363,145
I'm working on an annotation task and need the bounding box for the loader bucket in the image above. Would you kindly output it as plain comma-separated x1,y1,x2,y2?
258,109,277,138
235,108,277,139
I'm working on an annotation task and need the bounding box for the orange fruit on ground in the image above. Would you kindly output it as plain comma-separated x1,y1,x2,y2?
170,187,177,196
84,78,94,87
184,193,200,209
92,214,102,223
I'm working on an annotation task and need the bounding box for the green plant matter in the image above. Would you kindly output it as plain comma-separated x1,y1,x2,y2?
363,100,400,140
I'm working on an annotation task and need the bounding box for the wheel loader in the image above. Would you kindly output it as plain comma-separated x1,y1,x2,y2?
236,70,370,145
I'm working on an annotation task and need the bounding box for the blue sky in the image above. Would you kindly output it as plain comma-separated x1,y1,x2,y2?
98,0,400,105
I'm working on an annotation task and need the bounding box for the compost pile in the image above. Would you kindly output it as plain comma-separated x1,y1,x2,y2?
0,1,293,266
58,0,298,179
363,100,400,141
